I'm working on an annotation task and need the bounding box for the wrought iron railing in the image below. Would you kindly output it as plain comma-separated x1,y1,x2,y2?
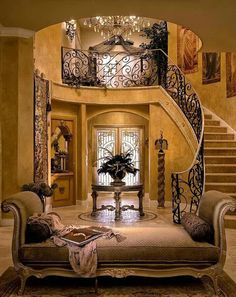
62,47,158,88
61,47,204,223
157,50,205,224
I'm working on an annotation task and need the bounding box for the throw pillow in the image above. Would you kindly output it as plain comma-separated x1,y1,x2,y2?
25,221,51,243
181,212,214,243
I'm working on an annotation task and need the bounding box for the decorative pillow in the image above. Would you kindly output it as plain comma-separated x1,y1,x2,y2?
181,212,214,243
25,221,51,243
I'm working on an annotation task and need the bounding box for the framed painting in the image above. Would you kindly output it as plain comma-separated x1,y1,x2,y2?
177,26,198,74
226,52,236,98
202,52,221,84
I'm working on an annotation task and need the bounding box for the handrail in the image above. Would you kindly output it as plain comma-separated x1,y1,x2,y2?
61,46,205,223
156,49,205,223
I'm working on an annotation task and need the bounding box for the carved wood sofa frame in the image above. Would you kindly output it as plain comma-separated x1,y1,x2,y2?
2,190,236,296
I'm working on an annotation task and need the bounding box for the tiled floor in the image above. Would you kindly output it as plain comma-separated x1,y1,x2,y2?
0,195,236,283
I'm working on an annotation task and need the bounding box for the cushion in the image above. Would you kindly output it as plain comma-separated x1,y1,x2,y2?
20,227,219,265
181,212,214,243
25,220,51,243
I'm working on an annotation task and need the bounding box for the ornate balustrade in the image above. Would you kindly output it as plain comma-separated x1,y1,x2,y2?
61,47,204,224
61,47,158,88
157,50,204,224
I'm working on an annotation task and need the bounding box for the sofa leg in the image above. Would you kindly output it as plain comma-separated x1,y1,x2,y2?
94,277,98,294
18,275,27,295
207,275,225,297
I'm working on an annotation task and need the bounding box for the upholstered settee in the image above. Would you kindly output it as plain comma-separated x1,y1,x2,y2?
2,190,236,296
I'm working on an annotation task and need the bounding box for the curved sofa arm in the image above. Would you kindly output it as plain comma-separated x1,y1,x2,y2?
1,191,43,269
198,190,236,266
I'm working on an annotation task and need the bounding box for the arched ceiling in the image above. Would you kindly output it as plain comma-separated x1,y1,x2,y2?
0,0,236,51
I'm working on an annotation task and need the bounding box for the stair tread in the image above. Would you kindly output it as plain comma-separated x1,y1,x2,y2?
206,173,236,176
205,182,236,185
205,155,236,158
205,140,236,142
205,164,236,167
204,132,232,135
205,147,236,150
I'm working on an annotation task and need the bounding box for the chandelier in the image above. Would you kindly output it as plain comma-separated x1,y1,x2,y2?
83,16,151,40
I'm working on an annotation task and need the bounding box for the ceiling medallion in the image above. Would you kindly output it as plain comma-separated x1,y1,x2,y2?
83,16,151,40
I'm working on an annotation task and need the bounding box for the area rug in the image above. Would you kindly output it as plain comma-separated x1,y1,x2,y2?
1,267,236,297
78,210,157,223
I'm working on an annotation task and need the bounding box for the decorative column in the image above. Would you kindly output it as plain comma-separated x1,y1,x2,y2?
155,131,168,208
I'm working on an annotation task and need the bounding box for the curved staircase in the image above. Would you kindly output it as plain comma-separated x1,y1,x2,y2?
204,110,236,228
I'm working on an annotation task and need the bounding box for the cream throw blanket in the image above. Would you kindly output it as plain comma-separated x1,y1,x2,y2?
27,213,125,277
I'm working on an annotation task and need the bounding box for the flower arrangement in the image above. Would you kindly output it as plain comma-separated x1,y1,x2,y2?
21,182,57,201
97,150,139,184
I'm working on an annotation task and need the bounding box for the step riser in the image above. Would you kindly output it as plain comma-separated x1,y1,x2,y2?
204,149,236,156
204,127,227,133
204,114,212,120
224,217,236,229
206,176,236,183
204,134,234,140
205,120,220,126
206,166,236,173
205,157,236,164
205,142,236,148
205,184,236,192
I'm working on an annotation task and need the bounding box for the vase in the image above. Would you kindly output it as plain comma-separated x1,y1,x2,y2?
110,171,126,186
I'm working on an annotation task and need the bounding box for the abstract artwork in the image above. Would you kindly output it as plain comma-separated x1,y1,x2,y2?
177,26,198,74
34,73,50,183
202,52,221,84
226,52,236,98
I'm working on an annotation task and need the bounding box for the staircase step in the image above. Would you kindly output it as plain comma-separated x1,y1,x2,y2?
204,148,236,156
224,214,236,228
204,133,234,140
205,182,236,193
205,164,236,173
204,114,212,120
204,126,227,133
205,140,236,148
206,173,236,183
227,193,236,199
204,120,220,126
205,156,236,164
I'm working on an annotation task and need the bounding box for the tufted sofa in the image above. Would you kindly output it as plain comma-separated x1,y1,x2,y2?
2,190,236,296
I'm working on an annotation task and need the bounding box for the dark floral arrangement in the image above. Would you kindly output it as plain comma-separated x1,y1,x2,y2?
97,150,139,181
21,182,57,200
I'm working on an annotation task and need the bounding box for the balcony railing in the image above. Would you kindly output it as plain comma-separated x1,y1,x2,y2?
61,47,204,224
62,47,158,88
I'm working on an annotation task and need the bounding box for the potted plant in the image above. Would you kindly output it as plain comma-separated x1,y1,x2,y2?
97,149,139,185
21,182,57,211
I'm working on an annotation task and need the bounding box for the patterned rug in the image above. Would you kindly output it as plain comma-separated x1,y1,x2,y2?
78,210,157,223
1,267,236,297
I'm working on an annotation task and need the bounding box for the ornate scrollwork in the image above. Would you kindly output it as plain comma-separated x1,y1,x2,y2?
61,47,158,88
158,51,204,224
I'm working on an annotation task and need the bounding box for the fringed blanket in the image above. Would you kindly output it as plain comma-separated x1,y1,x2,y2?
27,213,126,277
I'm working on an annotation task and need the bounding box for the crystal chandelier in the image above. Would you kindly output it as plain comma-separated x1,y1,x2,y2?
65,20,77,42
83,16,151,40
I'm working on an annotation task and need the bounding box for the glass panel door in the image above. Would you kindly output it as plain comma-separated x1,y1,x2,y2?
120,128,141,185
96,127,142,185
96,128,116,185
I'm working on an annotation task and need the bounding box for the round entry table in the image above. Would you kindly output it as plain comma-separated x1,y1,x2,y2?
91,183,144,220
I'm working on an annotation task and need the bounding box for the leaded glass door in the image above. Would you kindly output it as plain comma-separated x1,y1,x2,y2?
95,127,142,185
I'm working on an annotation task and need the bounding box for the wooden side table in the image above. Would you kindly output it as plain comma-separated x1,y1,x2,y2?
91,184,144,220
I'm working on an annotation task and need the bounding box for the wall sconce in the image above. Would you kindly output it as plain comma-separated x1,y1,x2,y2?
155,131,168,208
65,20,77,42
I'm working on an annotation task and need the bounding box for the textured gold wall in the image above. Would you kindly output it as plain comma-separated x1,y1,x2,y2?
0,36,34,221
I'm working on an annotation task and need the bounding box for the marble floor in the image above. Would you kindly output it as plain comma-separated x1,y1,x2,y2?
0,195,236,284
